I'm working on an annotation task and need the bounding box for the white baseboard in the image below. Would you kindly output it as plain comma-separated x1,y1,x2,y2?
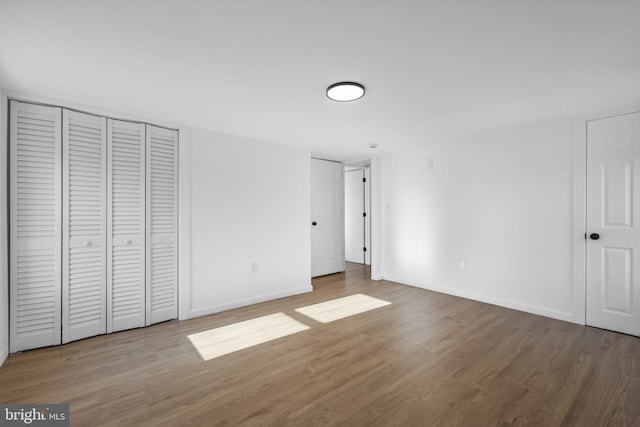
0,346,7,368
190,285,313,319
383,275,576,324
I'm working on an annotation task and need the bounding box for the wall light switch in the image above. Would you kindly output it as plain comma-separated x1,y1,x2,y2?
458,258,465,269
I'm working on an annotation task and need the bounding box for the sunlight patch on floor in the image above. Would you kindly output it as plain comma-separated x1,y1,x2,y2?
295,294,391,323
188,312,310,361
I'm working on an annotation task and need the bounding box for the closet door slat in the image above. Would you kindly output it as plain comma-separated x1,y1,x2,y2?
62,110,107,343
108,119,146,332
146,125,178,325
10,101,62,352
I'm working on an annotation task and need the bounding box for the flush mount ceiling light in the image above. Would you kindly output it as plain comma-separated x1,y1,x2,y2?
326,82,365,102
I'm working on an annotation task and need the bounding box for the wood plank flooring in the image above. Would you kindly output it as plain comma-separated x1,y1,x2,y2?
1,263,639,426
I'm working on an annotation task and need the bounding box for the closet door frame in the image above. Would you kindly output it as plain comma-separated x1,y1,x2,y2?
4,94,182,354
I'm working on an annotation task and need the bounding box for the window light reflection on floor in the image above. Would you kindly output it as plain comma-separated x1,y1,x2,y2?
295,294,391,323
187,312,310,361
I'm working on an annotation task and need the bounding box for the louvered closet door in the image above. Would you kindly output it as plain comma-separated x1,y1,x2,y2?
9,101,62,352
146,125,178,325
108,120,146,332
62,110,107,343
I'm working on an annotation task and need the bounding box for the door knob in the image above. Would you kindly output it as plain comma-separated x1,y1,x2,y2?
312,221,317,226
589,233,600,240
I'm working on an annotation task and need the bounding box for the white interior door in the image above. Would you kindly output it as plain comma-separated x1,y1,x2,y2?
146,125,178,325
62,110,107,343
107,119,146,332
345,169,365,264
586,111,640,336
364,167,371,266
311,159,345,277
9,101,62,352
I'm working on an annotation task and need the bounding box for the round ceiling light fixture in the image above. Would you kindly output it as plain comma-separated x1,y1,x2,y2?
326,82,365,102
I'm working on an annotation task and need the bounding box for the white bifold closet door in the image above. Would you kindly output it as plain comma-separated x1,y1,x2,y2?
9,102,62,352
146,125,178,325
62,110,107,344
107,120,146,332
9,102,179,352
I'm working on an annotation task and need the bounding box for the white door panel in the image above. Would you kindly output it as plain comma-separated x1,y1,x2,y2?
9,101,62,352
108,119,146,332
345,169,365,264
146,125,178,325
311,159,345,277
62,110,107,343
364,168,371,266
586,111,640,336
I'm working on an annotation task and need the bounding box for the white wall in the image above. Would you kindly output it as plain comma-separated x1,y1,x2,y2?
188,128,312,317
381,120,577,322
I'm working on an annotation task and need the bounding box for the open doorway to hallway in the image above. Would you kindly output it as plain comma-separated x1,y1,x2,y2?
344,163,370,266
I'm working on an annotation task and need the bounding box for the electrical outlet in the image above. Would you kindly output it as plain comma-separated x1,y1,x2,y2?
458,258,465,269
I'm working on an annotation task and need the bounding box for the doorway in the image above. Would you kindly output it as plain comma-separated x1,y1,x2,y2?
344,166,370,265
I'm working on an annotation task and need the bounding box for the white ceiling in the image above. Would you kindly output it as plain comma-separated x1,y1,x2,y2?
1,0,639,162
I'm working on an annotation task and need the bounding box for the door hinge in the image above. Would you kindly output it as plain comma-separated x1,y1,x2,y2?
363,212,367,217
363,247,367,252
363,177,366,183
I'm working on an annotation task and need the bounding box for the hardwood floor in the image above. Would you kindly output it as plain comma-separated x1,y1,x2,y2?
1,263,639,426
